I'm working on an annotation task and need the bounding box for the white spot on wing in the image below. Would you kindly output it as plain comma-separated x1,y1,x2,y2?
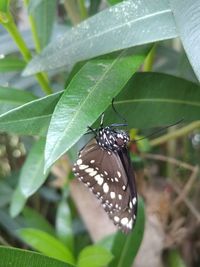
114,216,120,222
94,174,104,185
110,192,116,199
89,170,97,177
79,164,88,170
117,171,121,177
103,183,109,193
85,168,94,173
77,159,82,165
132,197,137,205
118,194,122,200
121,217,128,226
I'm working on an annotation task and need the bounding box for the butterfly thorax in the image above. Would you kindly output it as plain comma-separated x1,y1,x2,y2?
96,126,130,152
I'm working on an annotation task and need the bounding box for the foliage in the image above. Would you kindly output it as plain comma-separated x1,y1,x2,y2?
0,0,200,266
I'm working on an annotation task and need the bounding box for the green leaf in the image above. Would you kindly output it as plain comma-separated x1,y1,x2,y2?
28,0,44,14
44,49,147,170
0,181,13,207
0,91,62,136
0,246,74,267
77,245,113,267
19,138,49,197
18,228,75,265
104,72,200,128
109,198,145,267
23,0,177,75
166,249,187,267
0,0,10,13
0,58,26,72
0,86,37,115
22,207,55,236
169,0,200,81
9,186,26,218
107,0,123,5
0,73,200,138
56,197,74,252
32,0,56,49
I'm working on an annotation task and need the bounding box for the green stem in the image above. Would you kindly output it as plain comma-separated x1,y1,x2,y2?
77,0,88,20
2,14,52,94
150,121,200,147
23,0,41,53
143,45,156,71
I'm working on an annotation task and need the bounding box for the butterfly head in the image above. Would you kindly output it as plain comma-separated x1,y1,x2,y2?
97,126,130,152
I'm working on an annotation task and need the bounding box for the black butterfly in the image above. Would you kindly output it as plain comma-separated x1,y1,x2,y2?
73,115,137,233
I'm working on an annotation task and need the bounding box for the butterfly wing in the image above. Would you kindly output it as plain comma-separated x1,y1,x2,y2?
73,139,137,232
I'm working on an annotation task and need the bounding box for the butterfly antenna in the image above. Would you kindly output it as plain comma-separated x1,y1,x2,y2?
111,98,128,126
135,118,184,142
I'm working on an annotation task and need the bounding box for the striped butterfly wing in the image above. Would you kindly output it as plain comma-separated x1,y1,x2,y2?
73,139,137,233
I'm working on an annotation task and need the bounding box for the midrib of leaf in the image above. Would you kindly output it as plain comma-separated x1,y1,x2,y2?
47,51,127,159
117,236,132,267
53,8,173,53
0,114,51,125
90,9,172,39
116,99,200,107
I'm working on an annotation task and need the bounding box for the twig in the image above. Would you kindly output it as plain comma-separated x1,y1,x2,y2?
169,180,200,223
143,153,195,172
174,165,199,206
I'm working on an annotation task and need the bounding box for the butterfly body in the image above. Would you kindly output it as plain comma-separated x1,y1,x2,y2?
73,125,137,233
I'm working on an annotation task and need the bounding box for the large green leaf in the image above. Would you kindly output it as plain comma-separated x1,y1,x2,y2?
104,72,200,128
32,0,56,49
23,0,177,75
0,86,37,115
109,198,145,267
169,0,200,81
0,246,73,267
18,228,75,265
0,73,200,138
77,245,113,267
0,91,61,136
44,49,147,170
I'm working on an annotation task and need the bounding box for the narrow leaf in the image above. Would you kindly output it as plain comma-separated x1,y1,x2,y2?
0,86,37,115
169,0,200,81
44,49,147,170
77,245,113,267
0,58,26,72
9,187,26,218
0,91,62,136
0,246,73,267
19,138,49,198
109,198,145,267
56,198,74,252
32,0,56,49
23,0,177,75
18,228,75,265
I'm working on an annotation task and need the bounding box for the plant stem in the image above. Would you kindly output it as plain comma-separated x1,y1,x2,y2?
23,0,41,53
77,0,88,20
150,121,200,147
2,15,52,94
143,45,156,71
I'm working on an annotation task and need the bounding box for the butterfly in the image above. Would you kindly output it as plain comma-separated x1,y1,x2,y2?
73,115,137,233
